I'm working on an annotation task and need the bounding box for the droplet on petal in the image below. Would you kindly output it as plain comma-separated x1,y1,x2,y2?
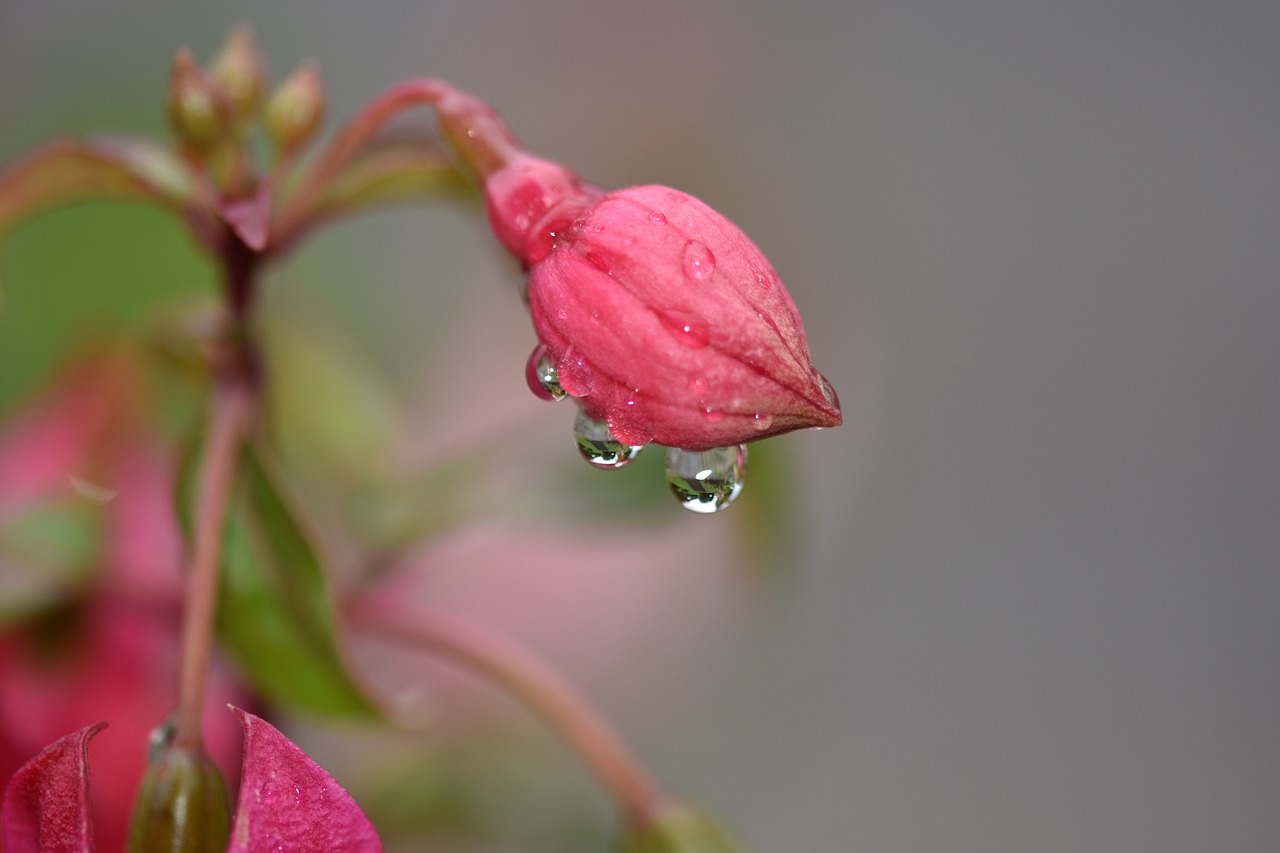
525,344,566,401
665,444,747,513
657,309,711,349
819,371,839,407
681,240,716,280
574,409,644,469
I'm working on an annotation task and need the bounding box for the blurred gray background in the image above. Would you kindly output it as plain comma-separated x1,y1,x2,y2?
2,2,1277,850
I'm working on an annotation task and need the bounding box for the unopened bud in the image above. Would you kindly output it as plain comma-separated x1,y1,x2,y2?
265,62,326,156
127,742,231,853
166,48,230,152
210,24,266,123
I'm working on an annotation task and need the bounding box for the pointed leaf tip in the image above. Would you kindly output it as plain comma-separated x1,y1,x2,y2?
2,722,106,853
229,708,381,852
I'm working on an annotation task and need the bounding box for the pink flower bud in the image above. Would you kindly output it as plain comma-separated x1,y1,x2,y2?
433,86,841,451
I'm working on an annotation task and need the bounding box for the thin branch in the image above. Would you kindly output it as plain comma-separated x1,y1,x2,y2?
347,600,672,829
173,376,253,751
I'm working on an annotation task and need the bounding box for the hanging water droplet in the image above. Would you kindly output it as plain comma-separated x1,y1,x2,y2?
818,371,840,409
751,412,773,431
665,445,747,513
525,344,566,401
657,309,711,348
681,240,717,280
574,409,645,469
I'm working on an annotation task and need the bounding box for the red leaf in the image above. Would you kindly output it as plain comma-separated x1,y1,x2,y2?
227,709,380,853
1,722,105,853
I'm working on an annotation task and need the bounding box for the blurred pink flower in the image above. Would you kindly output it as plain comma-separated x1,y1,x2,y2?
0,354,247,853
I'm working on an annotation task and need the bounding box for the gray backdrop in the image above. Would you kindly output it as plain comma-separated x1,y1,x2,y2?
2,2,1277,850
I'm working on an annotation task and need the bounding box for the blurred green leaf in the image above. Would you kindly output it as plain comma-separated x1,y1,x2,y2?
176,429,380,718
732,441,797,582
303,141,469,226
0,135,197,247
618,808,750,853
217,442,382,717
0,500,100,624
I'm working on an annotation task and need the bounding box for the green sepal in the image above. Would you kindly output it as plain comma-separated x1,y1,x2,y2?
126,743,231,853
618,807,751,853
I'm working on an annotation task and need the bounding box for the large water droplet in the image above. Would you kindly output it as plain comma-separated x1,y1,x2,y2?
665,445,747,513
657,309,711,349
649,211,668,225
525,344,566,401
574,409,645,469
681,240,717,280
751,412,774,431
558,348,594,397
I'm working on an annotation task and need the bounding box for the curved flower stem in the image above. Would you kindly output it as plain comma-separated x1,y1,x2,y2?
346,600,672,829
173,372,253,751
272,78,519,240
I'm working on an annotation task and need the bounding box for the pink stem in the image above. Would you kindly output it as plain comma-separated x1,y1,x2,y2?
347,600,672,829
173,378,253,750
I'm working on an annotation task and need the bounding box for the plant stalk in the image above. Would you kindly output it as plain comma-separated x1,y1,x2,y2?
347,600,672,829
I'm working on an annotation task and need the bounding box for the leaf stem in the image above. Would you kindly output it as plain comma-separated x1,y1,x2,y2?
173,372,253,751
346,600,672,829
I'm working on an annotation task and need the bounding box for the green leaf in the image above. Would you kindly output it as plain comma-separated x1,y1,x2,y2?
215,442,382,718
0,500,100,624
618,808,751,853
271,140,469,250
176,428,380,719
0,135,198,243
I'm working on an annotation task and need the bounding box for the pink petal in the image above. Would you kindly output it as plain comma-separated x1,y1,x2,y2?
227,709,380,853
1,723,104,853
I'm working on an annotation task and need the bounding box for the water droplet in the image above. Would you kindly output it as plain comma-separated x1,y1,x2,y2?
681,240,716,280
689,374,709,395
755,270,772,290
525,344,566,401
649,211,668,225
700,407,726,423
574,410,645,469
557,347,593,396
147,714,178,761
818,371,840,409
665,445,747,513
657,309,711,349
751,412,773,431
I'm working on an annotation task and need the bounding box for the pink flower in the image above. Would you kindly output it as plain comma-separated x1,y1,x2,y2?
433,86,842,453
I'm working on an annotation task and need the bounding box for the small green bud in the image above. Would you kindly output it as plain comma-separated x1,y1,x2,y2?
210,24,267,123
265,62,326,156
617,807,750,853
166,48,229,153
127,743,231,853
